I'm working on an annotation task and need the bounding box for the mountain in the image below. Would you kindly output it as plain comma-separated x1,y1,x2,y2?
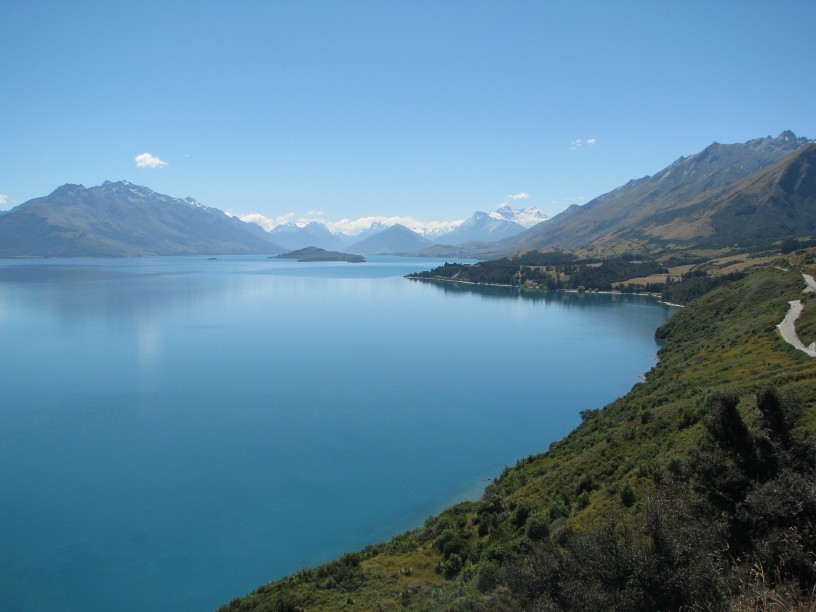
436,211,526,245
0,180,284,257
495,131,813,255
347,223,435,254
268,221,348,251
349,220,394,242
489,204,549,228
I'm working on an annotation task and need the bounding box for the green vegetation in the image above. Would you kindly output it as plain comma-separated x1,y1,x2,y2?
407,251,668,293
659,270,746,304
221,262,816,611
273,247,366,263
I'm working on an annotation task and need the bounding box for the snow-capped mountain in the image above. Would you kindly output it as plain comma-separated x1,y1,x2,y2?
489,205,549,228
436,211,526,245
237,204,547,249
269,221,348,251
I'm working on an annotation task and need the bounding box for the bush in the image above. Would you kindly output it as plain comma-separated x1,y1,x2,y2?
547,494,569,521
437,553,464,578
526,515,550,540
619,483,636,507
512,501,535,527
476,561,501,593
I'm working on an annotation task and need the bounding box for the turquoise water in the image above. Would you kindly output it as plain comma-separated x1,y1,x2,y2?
0,256,677,611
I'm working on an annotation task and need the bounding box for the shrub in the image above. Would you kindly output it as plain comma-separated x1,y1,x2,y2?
619,483,636,507
526,515,550,540
547,494,569,521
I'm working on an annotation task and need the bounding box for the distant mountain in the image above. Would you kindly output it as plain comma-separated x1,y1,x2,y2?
269,221,348,251
490,131,813,255
349,221,392,242
0,180,284,257
489,205,548,228
436,211,526,245
347,223,435,255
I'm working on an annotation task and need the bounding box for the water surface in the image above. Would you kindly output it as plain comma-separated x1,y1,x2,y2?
0,256,677,611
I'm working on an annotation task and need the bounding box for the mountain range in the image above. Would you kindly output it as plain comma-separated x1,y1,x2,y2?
268,221,348,252
463,130,815,258
0,180,549,257
244,206,547,251
1,131,812,259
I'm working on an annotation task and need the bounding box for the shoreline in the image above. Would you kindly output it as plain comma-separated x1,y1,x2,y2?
406,274,683,307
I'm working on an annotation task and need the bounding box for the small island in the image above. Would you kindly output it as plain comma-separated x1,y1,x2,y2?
272,246,366,263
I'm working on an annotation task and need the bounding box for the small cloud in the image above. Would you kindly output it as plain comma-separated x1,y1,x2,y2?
134,152,168,169
506,192,530,200
570,138,597,151
0,194,7,206
307,209,324,216
239,212,296,231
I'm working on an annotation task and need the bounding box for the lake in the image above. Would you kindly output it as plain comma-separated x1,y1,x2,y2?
0,256,678,611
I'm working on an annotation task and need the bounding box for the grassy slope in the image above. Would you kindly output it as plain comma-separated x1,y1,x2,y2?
220,264,816,611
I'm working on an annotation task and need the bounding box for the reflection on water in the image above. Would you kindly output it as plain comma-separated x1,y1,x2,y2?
407,276,675,310
0,256,678,612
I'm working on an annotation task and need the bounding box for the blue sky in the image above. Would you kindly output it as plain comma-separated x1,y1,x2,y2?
2,1,814,227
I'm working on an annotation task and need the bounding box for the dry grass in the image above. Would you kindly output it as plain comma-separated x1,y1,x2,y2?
732,563,816,612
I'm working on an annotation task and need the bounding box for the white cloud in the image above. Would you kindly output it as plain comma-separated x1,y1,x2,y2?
570,138,597,150
307,209,324,216
134,152,168,168
506,192,531,200
236,211,463,237
325,215,462,236
239,212,295,231
0,194,7,206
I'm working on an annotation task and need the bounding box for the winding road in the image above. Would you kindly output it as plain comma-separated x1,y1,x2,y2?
777,273,816,357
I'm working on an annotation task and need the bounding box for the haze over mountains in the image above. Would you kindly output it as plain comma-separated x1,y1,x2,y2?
244,205,548,252
0,131,812,259
347,223,435,255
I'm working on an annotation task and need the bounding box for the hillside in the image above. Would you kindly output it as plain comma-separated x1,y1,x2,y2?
221,261,816,610
426,132,812,260
0,181,284,257
499,132,813,256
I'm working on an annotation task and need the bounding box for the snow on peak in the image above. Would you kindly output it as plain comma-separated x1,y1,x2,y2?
488,205,548,228
183,197,205,209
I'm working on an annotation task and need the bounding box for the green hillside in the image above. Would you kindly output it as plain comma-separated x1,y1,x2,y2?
221,261,816,611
